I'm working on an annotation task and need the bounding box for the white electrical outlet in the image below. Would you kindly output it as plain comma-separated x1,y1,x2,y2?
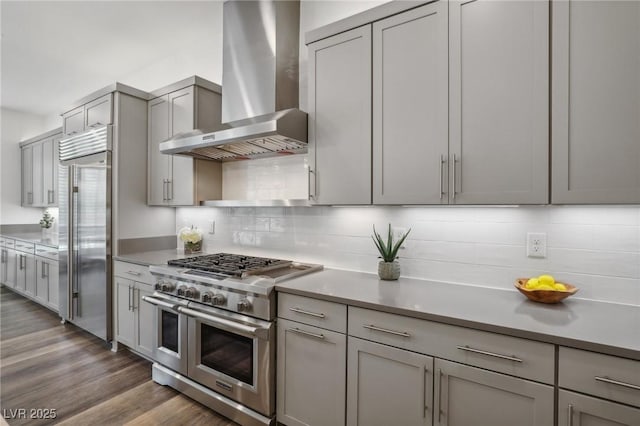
392,227,409,249
208,220,215,235
527,232,547,258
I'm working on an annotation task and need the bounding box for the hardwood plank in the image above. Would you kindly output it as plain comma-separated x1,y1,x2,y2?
126,395,236,426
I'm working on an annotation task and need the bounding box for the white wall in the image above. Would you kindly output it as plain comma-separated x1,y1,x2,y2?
0,107,49,224
177,205,640,306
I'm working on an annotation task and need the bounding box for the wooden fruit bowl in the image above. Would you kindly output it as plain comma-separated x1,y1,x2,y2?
514,278,578,304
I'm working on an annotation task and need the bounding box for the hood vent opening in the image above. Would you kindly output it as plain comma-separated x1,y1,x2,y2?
160,0,306,161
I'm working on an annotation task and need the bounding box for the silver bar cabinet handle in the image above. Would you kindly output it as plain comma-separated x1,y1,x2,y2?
162,179,167,201
289,307,325,318
456,345,523,363
308,168,316,200
439,155,445,200
288,327,325,340
169,179,173,201
567,404,573,426
126,270,142,277
438,369,443,424
594,376,640,391
128,285,132,311
363,324,411,338
41,260,46,278
452,154,457,200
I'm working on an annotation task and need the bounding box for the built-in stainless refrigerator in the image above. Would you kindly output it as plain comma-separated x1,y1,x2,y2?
58,125,112,341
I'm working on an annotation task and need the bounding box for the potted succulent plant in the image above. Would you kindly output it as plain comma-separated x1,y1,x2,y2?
372,224,411,280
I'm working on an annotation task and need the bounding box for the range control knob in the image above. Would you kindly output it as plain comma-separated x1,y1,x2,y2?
211,293,227,306
176,285,188,296
237,298,252,312
184,287,199,298
159,281,176,292
201,292,214,303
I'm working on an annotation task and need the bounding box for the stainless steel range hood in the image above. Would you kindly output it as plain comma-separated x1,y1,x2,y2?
160,0,306,161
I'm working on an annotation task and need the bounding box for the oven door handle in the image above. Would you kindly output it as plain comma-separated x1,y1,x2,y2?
142,295,179,311
177,306,268,339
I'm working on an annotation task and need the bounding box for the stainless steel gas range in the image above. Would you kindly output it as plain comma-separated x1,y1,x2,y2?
146,253,322,426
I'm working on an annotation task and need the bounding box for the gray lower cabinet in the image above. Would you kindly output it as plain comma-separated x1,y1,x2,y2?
558,390,640,426
114,275,154,359
307,25,372,205
372,1,448,205
449,0,549,204
16,253,35,296
35,257,58,311
277,318,346,426
434,358,554,426
347,337,433,426
552,0,640,203
0,248,17,288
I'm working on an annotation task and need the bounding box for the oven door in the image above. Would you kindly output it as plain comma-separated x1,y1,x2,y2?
179,304,275,416
142,293,188,375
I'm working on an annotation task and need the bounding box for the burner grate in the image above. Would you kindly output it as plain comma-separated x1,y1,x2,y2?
167,253,292,277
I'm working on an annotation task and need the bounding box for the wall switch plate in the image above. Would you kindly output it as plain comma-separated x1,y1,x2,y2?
527,232,547,258
392,227,409,249
208,220,215,235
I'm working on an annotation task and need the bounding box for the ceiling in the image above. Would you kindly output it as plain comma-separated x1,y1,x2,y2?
1,1,223,118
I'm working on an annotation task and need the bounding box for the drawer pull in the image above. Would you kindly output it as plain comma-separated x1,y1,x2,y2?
289,307,325,318
456,345,523,363
594,376,640,391
363,324,411,338
126,270,142,276
288,327,325,340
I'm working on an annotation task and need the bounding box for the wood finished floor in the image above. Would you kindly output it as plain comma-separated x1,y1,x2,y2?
0,286,237,426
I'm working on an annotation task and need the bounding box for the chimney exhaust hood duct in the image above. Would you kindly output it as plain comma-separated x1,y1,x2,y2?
160,0,306,161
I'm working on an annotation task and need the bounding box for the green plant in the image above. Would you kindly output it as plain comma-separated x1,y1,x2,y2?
372,224,411,263
39,210,55,229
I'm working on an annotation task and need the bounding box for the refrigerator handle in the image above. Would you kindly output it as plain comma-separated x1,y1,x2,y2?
69,164,79,320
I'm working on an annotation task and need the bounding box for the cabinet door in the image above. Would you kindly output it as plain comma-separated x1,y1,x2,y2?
22,145,33,206
62,106,85,136
47,261,59,310
42,137,59,206
552,1,640,203
449,0,549,204
85,94,113,128
4,249,17,288
434,358,553,426
373,2,448,205
23,254,36,297
32,142,44,206
309,26,372,205
115,277,135,347
148,95,171,205
347,337,433,426
35,258,48,304
277,319,346,426
558,390,640,426
168,87,195,206
135,283,155,358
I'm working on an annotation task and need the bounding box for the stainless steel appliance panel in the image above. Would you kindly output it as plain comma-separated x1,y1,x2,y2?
58,163,69,319
143,293,189,374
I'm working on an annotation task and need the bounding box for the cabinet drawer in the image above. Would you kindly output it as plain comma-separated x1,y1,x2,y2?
0,237,15,249
14,241,35,254
113,261,155,285
278,293,347,333
348,306,554,384
85,94,113,128
559,347,640,408
35,245,58,261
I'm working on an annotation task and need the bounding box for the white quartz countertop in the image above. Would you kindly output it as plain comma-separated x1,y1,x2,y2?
1,232,58,248
276,268,640,360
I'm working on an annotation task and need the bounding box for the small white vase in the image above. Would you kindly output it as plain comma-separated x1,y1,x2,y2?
378,260,400,281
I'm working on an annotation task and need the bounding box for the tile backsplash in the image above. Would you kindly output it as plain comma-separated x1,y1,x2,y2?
177,205,640,306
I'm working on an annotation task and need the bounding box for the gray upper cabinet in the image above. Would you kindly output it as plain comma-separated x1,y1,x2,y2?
20,129,61,208
308,25,372,205
373,2,448,205
147,82,222,206
449,0,549,204
552,0,640,204
62,94,113,137
434,358,554,426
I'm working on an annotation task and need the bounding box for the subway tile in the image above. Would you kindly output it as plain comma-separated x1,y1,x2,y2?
591,225,640,253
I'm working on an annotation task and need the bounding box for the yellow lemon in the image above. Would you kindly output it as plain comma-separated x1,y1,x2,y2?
554,283,567,291
538,275,555,286
537,284,554,291
526,278,539,289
